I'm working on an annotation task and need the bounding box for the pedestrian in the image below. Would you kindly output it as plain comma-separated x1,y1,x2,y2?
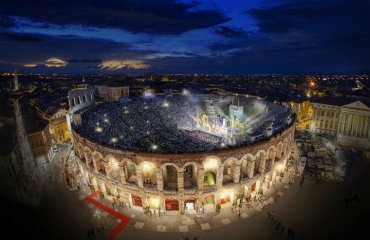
91,228,95,237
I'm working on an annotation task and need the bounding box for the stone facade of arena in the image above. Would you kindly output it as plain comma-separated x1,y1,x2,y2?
72,124,295,214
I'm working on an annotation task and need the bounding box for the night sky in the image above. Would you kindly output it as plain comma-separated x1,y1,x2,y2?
0,0,369,74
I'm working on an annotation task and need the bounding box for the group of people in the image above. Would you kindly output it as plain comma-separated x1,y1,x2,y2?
77,96,228,153
267,211,296,239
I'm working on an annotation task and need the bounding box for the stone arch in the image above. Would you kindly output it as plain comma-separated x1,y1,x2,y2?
282,138,289,157
182,162,198,189
254,150,265,175
161,163,179,191
276,142,283,160
104,155,120,179
222,157,237,184
124,159,137,185
138,161,157,188
83,146,92,166
92,151,103,173
202,156,221,171
76,143,84,159
241,153,254,179
266,146,276,171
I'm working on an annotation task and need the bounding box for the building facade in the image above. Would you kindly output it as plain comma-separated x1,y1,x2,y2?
72,125,295,214
311,97,370,149
94,85,129,102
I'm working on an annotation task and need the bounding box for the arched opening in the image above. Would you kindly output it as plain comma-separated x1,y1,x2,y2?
125,161,137,185
241,154,254,179
254,151,263,176
276,142,283,161
163,165,178,191
141,161,157,188
184,164,197,189
266,147,276,171
165,198,179,211
83,94,87,103
77,96,81,105
203,171,216,186
73,97,76,107
223,159,235,184
84,148,92,166
108,157,120,179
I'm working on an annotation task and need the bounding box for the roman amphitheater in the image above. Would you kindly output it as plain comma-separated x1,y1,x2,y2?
72,94,295,214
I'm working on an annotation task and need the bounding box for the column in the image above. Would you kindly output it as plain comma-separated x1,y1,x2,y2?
177,170,184,193
156,168,163,191
92,154,100,173
136,167,143,188
197,167,205,193
259,154,267,173
216,165,224,190
271,150,276,168
364,116,369,138
233,162,241,183
119,166,126,184
247,160,255,178
105,163,112,178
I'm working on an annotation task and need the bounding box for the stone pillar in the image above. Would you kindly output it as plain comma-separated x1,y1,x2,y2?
136,167,143,188
247,160,255,178
179,197,185,214
105,163,113,178
178,170,184,193
259,154,267,173
92,154,101,173
156,168,163,191
216,165,224,190
270,150,276,168
233,162,241,183
197,167,205,193
119,166,126,184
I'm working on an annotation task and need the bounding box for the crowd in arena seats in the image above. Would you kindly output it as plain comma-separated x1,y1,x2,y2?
75,95,292,153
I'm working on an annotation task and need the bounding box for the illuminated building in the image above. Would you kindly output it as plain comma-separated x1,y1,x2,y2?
94,85,129,102
72,94,295,214
311,97,370,148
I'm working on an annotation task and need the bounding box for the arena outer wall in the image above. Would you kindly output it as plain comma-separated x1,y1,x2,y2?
72,124,295,214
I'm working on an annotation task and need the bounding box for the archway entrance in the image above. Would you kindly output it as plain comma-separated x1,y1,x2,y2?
202,195,215,212
165,198,179,211
131,194,142,207
204,171,216,186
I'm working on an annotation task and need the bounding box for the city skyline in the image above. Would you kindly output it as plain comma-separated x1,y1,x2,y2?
1,0,370,74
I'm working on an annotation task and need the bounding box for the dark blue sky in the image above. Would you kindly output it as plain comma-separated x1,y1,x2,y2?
0,0,369,74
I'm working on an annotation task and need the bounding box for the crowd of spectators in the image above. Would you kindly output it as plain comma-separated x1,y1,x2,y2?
75,94,291,153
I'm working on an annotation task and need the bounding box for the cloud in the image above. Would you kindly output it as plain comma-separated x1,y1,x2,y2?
0,0,229,35
214,26,247,38
44,58,68,67
98,60,149,70
0,31,42,42
245,1,334,33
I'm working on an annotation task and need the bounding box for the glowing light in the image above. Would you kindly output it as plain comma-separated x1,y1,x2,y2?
162,101,169,108
182,89,190,96
151,144,158,150
150,198,160,207
204,157,218,170
103,118,109,123
95,127,103,133
221,143,226,147
24,63,37,67
44,58,68,68
98,59,149,70
111,137,118,143
143,161,154,173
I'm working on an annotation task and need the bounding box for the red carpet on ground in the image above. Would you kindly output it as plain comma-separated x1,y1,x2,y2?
85,190,130,239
